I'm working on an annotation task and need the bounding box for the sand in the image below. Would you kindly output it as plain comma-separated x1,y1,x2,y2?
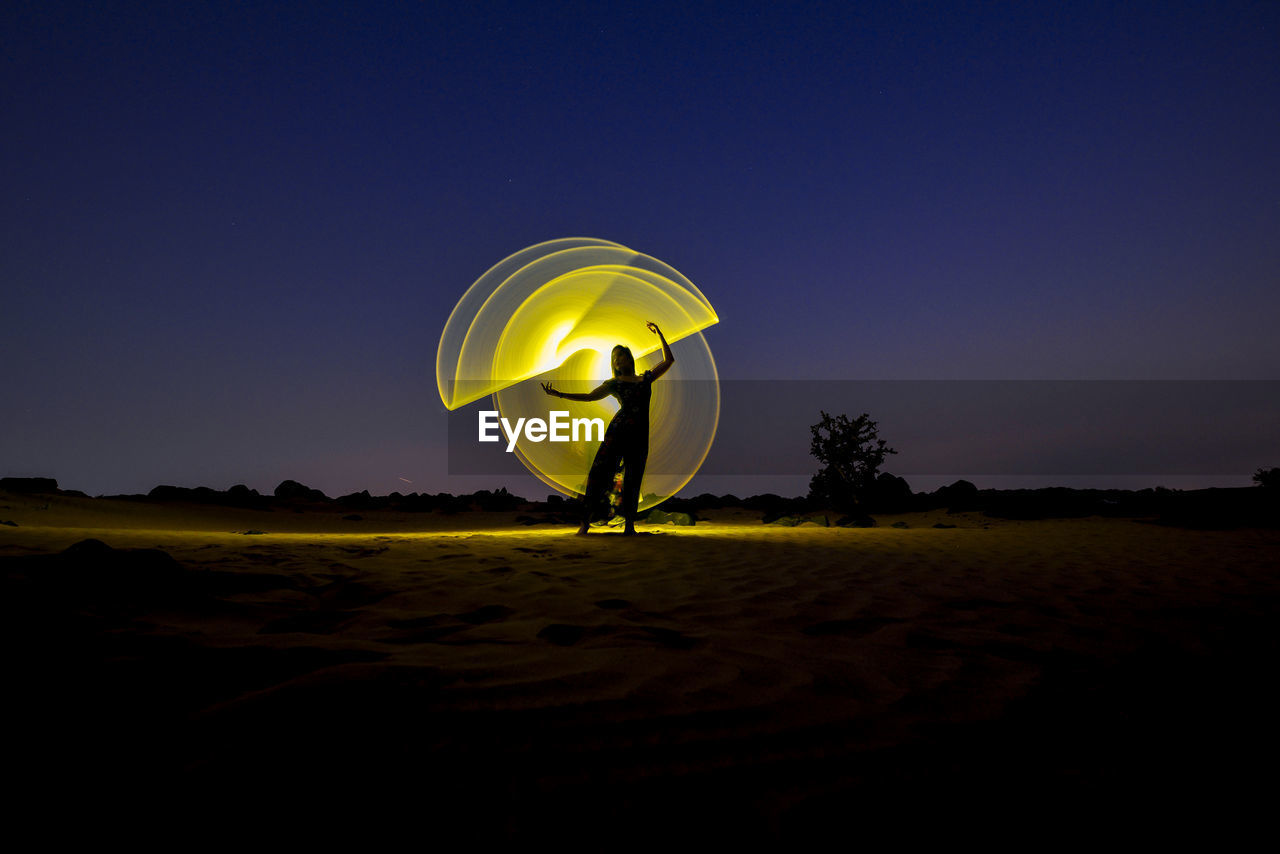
4,490,1279,840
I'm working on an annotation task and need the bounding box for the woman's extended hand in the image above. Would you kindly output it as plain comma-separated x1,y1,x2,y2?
647,320,675,380
540,381,558,397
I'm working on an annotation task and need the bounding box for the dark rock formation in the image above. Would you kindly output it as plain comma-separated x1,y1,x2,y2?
473,488,523,512
273,480,329,502
144,483,268,508
932,479,979,512
643,509,695,526
0,477,59,493
862,472,915,513
225,484,266,507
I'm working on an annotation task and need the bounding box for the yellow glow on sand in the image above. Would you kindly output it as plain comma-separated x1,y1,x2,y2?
437,238,720,511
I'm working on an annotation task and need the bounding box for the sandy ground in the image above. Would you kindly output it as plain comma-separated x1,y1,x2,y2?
4,490,1279,840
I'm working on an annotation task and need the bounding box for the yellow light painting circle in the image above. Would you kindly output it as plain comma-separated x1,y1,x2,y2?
437,238,720,511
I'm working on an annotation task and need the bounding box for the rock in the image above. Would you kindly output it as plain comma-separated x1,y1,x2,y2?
750,494,807,518
933,522,957,529
0,477,59,493
148,484,262,506
1,520,17,527
63,537,112,557
835,514,877,528
437,494,474,514
644,509,695,526
768,513,834,527
56,538,192,601
891,521,909,528
336,489,374,509
148,484,214,502
473,487,523,511
273,480,329,502
147,484,182,501
933,479,979,511
863,473,915,513
224,484,266,507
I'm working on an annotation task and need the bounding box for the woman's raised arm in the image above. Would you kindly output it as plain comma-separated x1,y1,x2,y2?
647,321,674,380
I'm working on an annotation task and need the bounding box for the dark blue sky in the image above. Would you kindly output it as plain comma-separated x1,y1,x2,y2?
4,1,1277,497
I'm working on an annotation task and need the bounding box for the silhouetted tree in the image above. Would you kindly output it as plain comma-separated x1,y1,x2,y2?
1254,467,1279,488
808,411,897,511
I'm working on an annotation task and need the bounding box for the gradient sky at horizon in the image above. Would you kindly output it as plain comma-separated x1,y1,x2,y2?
3,1,1277,497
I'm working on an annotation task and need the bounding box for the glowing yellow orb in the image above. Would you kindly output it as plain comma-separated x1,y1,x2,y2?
437,238,720,510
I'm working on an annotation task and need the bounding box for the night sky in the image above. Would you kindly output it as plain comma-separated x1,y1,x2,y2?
4,1,1277,498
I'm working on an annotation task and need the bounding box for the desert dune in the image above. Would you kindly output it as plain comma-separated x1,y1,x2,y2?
4,487,1278,840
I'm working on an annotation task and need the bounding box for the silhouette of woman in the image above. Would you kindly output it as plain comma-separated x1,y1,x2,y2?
542,321,674,535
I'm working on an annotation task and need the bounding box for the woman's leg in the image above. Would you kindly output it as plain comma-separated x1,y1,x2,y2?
619,439,648,534
580,437,622,533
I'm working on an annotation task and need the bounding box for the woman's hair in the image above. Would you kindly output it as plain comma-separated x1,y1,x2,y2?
611,345,635,377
